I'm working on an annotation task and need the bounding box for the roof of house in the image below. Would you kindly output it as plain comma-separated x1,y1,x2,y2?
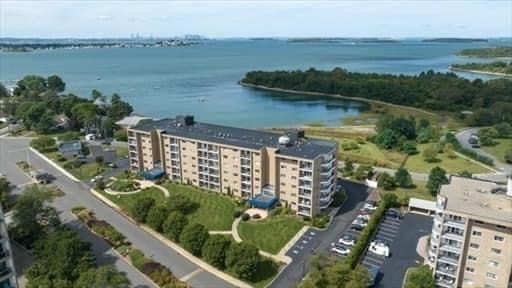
133,116,336,159
115,115,151,128
58,140,82,153
439,176,512,226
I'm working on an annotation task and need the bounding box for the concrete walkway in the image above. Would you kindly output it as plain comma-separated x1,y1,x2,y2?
104,179,170,197
231,217,242,243
416,235,430,264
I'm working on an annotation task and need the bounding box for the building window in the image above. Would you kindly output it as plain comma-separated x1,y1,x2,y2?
291,176,297,180
292,167,297,171
255,169,259,173
281,191,286,195
292,185,297,188
280,173,286,177
281,165,286,168
472,231,482,237
223,155,228,158
494,235,504,242
486,272,496,280
465,267,475,273
233,173,238,177
488,260,499,267
463,279,473,286
468,255,477,261
255,178,260,181
475,220,484,224
224,179,228,182
291,193,296,197
281,183,286,186
469,243,479,249
491,248,501,255
496,225,506,229
183,170,188,173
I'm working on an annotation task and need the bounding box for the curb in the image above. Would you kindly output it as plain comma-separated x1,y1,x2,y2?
89,188,252,288
70,213,158,288
28,147,80,182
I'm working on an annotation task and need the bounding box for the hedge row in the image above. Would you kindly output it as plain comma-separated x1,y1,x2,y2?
72,207,187,288
344,203,387,268
445,133,494,166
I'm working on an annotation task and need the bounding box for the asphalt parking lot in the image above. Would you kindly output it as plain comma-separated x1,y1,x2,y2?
375,213,433,288
360,213,401,268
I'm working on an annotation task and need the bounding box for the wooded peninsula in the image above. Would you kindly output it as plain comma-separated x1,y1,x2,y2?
241,68,512,126
450,61,512,76
457,46,512,58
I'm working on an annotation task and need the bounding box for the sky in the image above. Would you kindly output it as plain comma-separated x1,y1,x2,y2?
0,1,511,38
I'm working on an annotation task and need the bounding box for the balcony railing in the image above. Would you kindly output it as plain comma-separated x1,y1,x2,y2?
319,198,333,209
439,244,461,254
444,219,465,230
441,232,463,242
437,255,459,266
436,265,456,277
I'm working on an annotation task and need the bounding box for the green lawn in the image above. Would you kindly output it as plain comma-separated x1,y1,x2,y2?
482,138,512,163
162,182,237,231
403,144,490,174
100,187,167,214
44,151,108,180
238,216,305,254
383,180,435,205
115,146,129,158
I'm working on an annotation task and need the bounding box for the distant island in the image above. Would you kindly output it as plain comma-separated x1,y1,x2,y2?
0,38,199,52
456,46,512,58
287,37,399,43
450,61,512,77
423,38,488,43
240,68,512,127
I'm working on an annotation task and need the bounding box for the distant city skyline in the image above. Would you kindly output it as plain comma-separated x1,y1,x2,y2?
0,1,511,38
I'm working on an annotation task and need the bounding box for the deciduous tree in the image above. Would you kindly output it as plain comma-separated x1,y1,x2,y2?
179,223,209,257
162,211,188,242
201,234,231,269
426,167,448,195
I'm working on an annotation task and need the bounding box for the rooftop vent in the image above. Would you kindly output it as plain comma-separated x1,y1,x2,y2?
279,135,291,146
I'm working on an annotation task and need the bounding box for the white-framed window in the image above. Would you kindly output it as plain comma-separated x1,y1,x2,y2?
494,235,504,242
491,248,501,255
486,272,497,280
488,260,499,268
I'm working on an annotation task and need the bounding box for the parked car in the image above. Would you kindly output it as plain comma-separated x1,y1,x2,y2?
367,265,380,287
359,208,374,215
363,202,377,211
369,240,390,257
351,223,365,231
352,218,367,226
385,208,401,219
339,235,356,246
109,163,118,168
90,175,103,183
357,214,370,221
331,244,351,255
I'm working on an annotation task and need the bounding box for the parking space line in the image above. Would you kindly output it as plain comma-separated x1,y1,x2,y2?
378,226,399,234
363,257,383,266
380,222,400,230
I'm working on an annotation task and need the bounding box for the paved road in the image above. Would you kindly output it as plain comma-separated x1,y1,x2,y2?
455,128,512,174
0,137,234,288
269,180,371,288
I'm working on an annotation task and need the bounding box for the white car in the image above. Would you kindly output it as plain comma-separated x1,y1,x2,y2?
369,240,390,257
357,214,370,221
339,235,356,246
352,218,367,227
363,203,377,211
90,175,103,183
331,244,351,255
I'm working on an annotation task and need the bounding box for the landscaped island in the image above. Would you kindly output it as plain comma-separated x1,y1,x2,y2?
450,61,512,77
456,46,512,58
241,68,512,127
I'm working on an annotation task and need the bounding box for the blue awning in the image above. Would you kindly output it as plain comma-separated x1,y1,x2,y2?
249,194,278,209
142,167,165,180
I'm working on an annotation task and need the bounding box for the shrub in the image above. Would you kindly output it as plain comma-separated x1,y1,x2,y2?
129,249,148,270
179,223,209,257
57,131,81,141
312,215,330,228
146,205,169,232
71,206,86,215
252,213,261,219
225,242,261,281
233,210,242,218
95,178,106,190
241,213,250,221
377,172,396,190
114,129,128,142
56,154,67,162
330,190,346,207
30,136,56,152
162,211,188,242
341,141,359,151
302,216,311,222
110,179,139,192
166,194,197,214
201,235,231,269
115,245,131,257
131,197,156,223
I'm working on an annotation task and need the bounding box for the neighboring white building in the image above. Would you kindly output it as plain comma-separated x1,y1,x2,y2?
0,205,18,288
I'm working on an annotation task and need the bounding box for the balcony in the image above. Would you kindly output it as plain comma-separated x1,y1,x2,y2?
439,244,461,254
444,219,465,230
437,254,459,266
435,276,455,288
0,267,10,279
320,186,333,194
298,209,311,216
321,158,336,168
298,199,312,207
319,198,333,209
299,191,312,198
241,159,251,166
436,264,456,277
441,232,463,242
300,164,313,171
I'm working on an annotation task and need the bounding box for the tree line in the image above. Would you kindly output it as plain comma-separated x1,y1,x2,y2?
451,61,512,75
0,75,133,136
241,68,512,126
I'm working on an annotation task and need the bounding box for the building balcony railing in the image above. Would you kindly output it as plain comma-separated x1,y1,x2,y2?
321,158,336,168
298,199,312,206
436,265,456,277
437,253,459,265
319,198,333,209
441,232,463,242
299,191,312,198
443,219,465,230
0,267,11,279
298,209,311,217
435,276,455,288
299,164,313,171
439,244,461,254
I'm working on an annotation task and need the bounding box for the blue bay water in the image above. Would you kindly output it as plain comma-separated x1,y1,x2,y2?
0,39,509,128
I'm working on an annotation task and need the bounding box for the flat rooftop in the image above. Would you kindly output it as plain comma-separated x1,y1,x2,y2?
133,116,336,159
439,176,512,225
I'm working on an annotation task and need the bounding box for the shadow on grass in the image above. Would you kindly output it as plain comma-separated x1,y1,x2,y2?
253,258,279,282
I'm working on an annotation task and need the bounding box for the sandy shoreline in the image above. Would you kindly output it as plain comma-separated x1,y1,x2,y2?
238,81,437,117
449,66,512,78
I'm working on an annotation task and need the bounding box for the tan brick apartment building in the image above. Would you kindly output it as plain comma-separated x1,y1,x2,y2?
127,115,338,217
428,176,512,288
